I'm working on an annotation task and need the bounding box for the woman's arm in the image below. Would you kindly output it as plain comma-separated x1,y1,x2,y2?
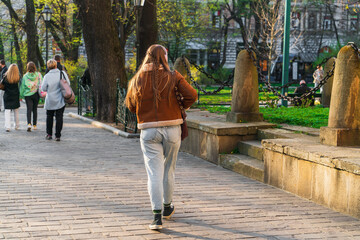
41,75,49,92
19,76,25,99
125,87,136,113
175,71,197,109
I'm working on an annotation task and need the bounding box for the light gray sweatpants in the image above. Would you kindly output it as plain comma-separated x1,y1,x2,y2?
0,90,4,110
4,108,19,130
140,125,181,211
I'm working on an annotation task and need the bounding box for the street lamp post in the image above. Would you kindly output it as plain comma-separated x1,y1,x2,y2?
42,5,53,63
134,0,145,69
281,0,291,107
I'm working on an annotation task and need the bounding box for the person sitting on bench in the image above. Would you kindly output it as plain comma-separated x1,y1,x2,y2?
293,80,314,106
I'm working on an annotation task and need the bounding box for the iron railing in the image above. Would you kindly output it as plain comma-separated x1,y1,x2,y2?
77,77,96,117
115,79,138,133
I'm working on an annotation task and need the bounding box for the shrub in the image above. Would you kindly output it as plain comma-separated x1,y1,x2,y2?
63,57,88,93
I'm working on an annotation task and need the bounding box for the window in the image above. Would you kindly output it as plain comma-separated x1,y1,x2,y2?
207,42,220,69
212,10,221,28
291,12,301,29
186,49,198,64
185,49,206,66
323,16,332,31
308,13,317,30
350,14,358,31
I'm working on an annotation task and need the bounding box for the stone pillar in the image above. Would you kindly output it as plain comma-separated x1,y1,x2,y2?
174,57,191,83
320,45,360,146
226,50,263,123
321,57,336,107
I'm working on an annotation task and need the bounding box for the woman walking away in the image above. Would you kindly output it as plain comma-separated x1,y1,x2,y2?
125,44,197,230
42,59,70,141
20,62,42,132
2,64,20,132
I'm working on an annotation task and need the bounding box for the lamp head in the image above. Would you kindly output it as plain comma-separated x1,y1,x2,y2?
42,5,53,22
134,0,145,6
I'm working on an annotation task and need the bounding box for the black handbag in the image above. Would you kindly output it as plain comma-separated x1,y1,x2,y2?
175,86,188,141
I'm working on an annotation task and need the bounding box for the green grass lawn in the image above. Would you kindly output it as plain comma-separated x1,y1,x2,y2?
195,105,329,129
196,85,318,104
193,85,327,129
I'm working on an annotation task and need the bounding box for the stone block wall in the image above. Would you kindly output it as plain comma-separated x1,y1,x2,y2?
180,115,275,164
263,139,360,219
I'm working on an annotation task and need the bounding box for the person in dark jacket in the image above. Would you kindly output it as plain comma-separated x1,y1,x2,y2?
294,80,314,106
81,68,91,87
80,68,92,112
3,64,20,132
45,55,67,73
0,59,8,111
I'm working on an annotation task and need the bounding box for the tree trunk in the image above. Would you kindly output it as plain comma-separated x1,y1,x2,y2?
11,21,23,75
138,0,158,63
220,18,229,67
36,44,45,69
317,5,327,58
25,0,38,64
75,0,127,122
0,33,4,60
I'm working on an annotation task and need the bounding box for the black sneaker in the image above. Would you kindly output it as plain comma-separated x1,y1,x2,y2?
163,204,175,219
45,135,52,140
55,137,60,142
149,213,162,230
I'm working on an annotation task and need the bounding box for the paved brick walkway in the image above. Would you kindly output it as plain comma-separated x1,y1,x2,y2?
0,106,359,239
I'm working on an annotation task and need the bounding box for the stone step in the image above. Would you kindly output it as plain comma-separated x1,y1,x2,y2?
257,128,291,140
238,140,263,161
257,128,319,142
219,154,264,183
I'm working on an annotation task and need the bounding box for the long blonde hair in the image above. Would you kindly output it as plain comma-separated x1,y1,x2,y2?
126,44,174,108
6,64,20,84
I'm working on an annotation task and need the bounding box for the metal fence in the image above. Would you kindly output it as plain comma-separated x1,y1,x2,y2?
115,79,138,133
77,77,96,117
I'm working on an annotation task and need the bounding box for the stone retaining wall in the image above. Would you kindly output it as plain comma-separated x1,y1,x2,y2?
181,116,275,164
262,138,360,219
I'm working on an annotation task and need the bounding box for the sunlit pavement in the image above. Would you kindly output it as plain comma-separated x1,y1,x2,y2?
0,105,359,239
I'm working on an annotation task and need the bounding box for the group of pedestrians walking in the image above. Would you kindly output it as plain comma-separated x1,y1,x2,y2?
0,56,70,141
1,44,198,231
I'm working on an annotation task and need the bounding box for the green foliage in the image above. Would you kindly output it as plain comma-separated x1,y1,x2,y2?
313,44,341,67
259,84,277,108
63,56,87,92
197,67,233,86
157,0,215,61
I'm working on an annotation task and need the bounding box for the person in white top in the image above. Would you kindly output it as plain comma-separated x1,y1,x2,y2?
313,65,324,93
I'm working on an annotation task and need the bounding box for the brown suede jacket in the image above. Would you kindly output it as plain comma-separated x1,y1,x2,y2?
127,69,197,129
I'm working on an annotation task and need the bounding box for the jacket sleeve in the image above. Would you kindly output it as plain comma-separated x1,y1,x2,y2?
19,76,25,99
41,75,49,92
175,71,197,109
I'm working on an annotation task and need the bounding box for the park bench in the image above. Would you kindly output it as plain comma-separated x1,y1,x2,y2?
287,92,321,106
287,93,322,98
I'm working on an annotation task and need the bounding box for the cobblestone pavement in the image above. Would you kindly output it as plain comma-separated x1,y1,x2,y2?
0,106,359,240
